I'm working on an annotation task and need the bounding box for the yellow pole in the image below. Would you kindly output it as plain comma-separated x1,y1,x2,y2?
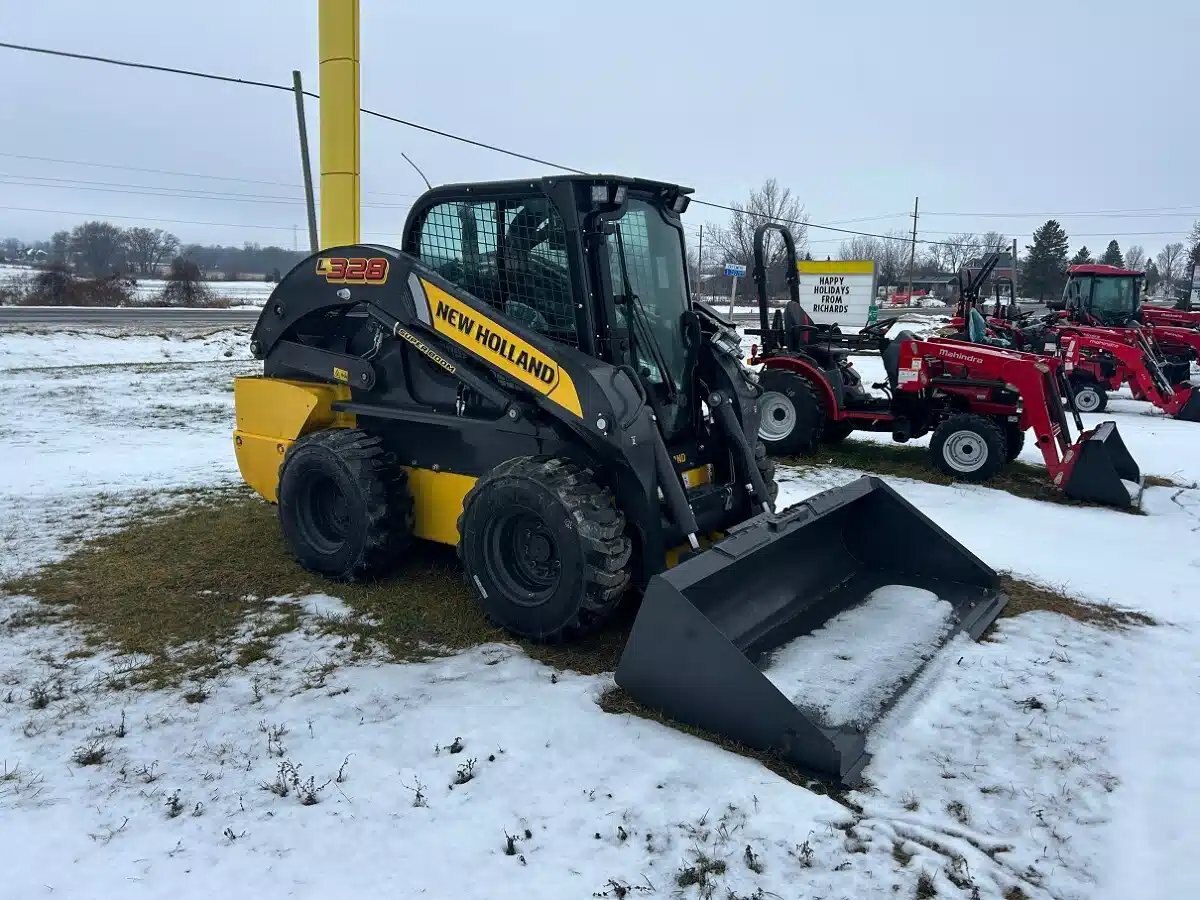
317,0,360,248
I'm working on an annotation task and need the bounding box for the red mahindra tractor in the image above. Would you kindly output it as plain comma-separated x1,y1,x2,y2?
1058,264,1200,421
747,224,1143,507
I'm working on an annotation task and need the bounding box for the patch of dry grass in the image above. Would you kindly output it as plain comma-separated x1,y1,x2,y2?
3,489,628,686
996,574,1155,630
782,439,1176,512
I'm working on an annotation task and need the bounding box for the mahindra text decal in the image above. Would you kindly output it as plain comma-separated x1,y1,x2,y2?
936,347,984,366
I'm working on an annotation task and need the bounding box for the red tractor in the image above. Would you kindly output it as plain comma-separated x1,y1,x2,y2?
747,224,1142,507
1057,264,1200,420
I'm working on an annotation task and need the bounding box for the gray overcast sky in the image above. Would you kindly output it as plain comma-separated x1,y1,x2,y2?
0,0,1195,259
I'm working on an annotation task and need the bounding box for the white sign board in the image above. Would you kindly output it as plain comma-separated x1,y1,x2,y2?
1191,263,1199,306
723,263,747,278
796,260,877,328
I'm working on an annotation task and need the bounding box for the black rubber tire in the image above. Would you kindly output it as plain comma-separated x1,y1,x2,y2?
277,428,413,580
929,414,1007,482
822,420,856,444
457,456,631,642
753,440,780,506
1003,422,1026,463
1069,379,1108,414
756,368,825,456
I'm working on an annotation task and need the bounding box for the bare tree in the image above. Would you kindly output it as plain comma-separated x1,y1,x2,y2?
837,235,881,261
122,227,179,276
69,221,126,276
1157,242,1185,289
1124,244,1147,271
706,178,808,282
942,232,983,274
979,231,1010,254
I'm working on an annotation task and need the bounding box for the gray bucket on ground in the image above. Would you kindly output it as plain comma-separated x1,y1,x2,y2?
614,476,1007,785
1063,421,1143,508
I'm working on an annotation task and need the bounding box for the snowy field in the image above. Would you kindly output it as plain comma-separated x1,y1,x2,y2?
0,263,274,307
1,326,1199,899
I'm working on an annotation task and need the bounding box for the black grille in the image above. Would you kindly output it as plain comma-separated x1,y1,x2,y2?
416,198,579,346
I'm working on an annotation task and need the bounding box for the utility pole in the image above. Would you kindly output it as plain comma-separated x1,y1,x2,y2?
696,224,704,299
292,70,319,253
1011,237,1019,301
906,196,919,305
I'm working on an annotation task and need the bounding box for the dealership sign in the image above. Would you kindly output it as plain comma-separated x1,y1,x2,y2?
796,259,877,328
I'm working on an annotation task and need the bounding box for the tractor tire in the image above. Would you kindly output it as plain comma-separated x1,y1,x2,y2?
756,369,825,456
930,414,1007,482
277,428,413,581
753,440,780,506
457,456,631,642
1003,422,1026,463
822,421,856,445
1070,379,1108,414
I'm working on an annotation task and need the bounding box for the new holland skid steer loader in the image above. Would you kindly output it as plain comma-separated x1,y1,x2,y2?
232,176,1008,785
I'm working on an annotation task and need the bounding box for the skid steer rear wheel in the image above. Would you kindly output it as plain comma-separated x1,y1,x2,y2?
457,456,632,642
756,369,824,456
930,414,1007,482
277,428,413,580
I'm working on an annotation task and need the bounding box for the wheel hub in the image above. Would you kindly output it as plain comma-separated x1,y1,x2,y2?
944,430,988,473
486,511,561,607
758,391,796,441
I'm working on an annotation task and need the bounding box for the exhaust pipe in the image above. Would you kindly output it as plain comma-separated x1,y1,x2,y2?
614,476,1007,785
1062,421,1143,507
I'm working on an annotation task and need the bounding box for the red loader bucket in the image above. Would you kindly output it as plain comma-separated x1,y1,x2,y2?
1062,421,1143,507
614,476,1007,786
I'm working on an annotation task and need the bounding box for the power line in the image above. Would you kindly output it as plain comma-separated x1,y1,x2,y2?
924,205,1200,218
0,173,418,207
0,151,417,199
0,204,297,232
0,41,977,248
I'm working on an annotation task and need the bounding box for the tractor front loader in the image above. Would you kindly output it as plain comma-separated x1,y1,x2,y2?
233,175,1008,784
748,225,1143,508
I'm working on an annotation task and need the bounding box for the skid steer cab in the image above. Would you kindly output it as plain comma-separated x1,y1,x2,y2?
233,175,1009,784
746,223,1144,507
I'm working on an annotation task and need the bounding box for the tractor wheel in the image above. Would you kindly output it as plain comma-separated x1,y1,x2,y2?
753,440,780,506
1070,380,1108,414
756,369,825,456
1003,422,1026,463
457,456,631,642
277,428,413,580
822,421,856,444
930,414,1007,482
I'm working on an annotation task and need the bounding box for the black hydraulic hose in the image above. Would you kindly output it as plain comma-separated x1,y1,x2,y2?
710,391,774,514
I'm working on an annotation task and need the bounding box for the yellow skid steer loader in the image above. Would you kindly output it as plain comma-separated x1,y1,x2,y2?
234,175,1006,783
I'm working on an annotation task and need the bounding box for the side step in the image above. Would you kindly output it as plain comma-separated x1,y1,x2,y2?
614,476,1007,785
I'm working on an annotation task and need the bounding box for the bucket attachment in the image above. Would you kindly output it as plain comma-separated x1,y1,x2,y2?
1062,421,1144,508
614,476,1007,785
1171,384,1200,422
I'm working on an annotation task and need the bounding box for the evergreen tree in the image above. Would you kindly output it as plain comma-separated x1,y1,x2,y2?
1100,240,1125,267
1023,220,1071,301
1145,259,1161,294
1070,246,1093,265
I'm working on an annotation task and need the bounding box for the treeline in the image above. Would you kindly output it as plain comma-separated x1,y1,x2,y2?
2,223,305,280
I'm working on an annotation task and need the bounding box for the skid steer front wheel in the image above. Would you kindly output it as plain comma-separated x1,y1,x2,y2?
930,414,1007,482
458,457,631,642
277,429,413,580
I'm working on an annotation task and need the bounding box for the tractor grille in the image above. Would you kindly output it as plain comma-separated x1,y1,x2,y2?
415,198,580,347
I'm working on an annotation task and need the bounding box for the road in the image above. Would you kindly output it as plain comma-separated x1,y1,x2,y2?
0,306,262,327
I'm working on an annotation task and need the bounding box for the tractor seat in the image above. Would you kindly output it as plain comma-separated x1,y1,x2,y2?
883,329,917,389
968,308,1012,348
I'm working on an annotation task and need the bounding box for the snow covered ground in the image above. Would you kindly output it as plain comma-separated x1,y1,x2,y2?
1,327,1198,899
